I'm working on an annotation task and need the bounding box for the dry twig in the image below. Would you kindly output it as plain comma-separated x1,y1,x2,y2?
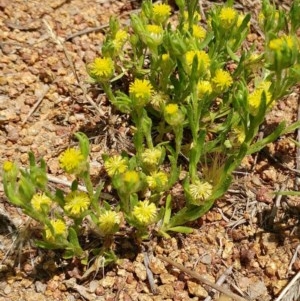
21,85,50,125
158,255,249,301
275,271,300,301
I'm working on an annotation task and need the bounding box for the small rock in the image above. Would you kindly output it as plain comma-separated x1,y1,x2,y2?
149,258,166,274
160,272,176,284
156,284,175,298
89,280,99,293
134,262,147,281
4,284,11,294
35,281,47,293
100,276,115,288
187,281,208,298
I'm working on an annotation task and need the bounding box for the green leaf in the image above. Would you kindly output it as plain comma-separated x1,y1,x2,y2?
162,195,172,226
274,191,300,196
168,226,194,234
247,122,286,154
74,132,90,159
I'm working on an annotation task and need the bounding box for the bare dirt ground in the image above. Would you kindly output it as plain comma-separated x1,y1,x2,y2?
0,0,300,300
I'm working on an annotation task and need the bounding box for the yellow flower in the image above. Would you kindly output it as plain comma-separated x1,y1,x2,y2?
98,210,121,236
3,161,14,172
248,81,272,116
31,193,52,212
64,191,90,217
219,7,237,28
162,53,170,61
164,103,185,126
211,69,233,93
88,57,114,81
192,25,206,40
152,3,171,24
104,155,128,177
132,200,157,226
123,170,139,184
45,219,68,241
269,34,294,51
146,171,168,190
146,24,164,46
232,126,245,144
142,148,162,167
197,80,212,98
129,79,153,107
113,29,128,51
189,180,213,204
59,148,85,174
185,50,210,72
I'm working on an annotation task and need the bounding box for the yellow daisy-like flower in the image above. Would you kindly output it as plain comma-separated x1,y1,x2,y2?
146,171,168,190
248,81,272,116
129,79,153,107
192,25,206,40
269,35,294,51
88,57,114,81
152,3,171,24
59,148,85,174
189,180,213,204
211,69,233,93
31,193,52,212
185,50,210,72
197,80,212,98
113,29,128,51
3,161,14,172
219,7,237,28
164,103,185,126
104,155,128,177
45,219,68,241
64,191,90,217
232,126,246,144
123,170,139,184
142,148,162,167
132,200,157,226
98,210,121,236
146,24,163,35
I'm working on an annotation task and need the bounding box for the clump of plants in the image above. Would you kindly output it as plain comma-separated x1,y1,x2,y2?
3,0,300,265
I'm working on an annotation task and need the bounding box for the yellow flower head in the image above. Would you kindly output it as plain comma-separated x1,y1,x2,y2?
146,24,163,35
146,171,168,190
132,200,157,226
123,170,139,184
189,180,213,204
248,81,272,116
192,25,206,40
197,80,212,98
3,161,14,172
88,57,114,81
98,210,121,236
150,92,169,110
104,155,128,177
185,50,210,72
31,193,52,212
129,79,153,107
162,53,170,61
212,69,233,93
59,148,85,174
232,125,246,144
152,3,171,24
113,29,128,51
45,219,68,241
269,34,295,51
141,147,163,168
219,7,237,28
164,103,185,126
64,191,90,217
